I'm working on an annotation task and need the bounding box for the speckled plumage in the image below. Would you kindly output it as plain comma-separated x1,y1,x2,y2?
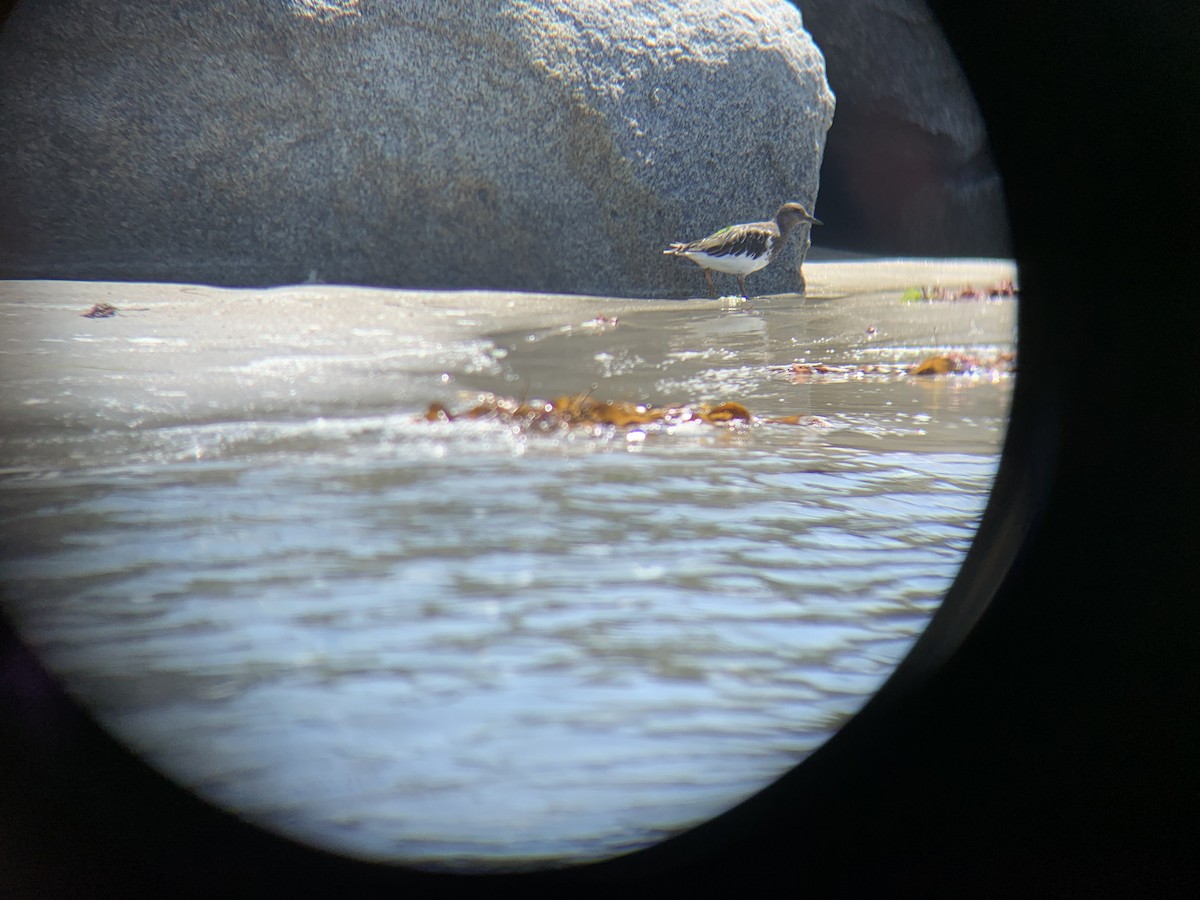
664,202,821,297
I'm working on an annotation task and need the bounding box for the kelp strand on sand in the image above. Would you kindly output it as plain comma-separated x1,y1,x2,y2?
899,280,1018,303
418,351,1014,434
418,394,830,432
785,352,1015,380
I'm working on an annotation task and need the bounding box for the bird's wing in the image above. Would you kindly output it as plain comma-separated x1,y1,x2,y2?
686,224,773,258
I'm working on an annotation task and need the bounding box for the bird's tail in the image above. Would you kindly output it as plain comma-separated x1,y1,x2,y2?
663,242,688,255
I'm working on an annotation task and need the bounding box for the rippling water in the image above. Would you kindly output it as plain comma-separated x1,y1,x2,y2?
0,277,1014,868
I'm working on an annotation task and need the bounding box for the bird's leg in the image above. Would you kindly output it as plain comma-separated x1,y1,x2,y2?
703,268,715,298
737,275,748,298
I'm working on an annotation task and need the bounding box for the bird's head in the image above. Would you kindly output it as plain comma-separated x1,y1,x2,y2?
776,202,822,231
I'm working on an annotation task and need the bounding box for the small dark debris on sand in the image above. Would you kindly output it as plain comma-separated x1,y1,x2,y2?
80,303,120,318
79,302,150,318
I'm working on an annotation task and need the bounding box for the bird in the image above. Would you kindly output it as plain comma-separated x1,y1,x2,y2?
663,202,821,298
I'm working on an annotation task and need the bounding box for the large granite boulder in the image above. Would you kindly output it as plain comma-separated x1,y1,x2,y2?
798,0,1012,257
0,0,834,298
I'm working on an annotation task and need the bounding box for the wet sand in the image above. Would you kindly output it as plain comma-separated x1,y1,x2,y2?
0,258,1016,439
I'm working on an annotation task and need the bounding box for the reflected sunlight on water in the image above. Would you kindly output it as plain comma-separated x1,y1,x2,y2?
0,278,1014,868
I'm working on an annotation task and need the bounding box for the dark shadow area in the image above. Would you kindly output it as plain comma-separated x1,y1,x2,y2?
799,0,1012,257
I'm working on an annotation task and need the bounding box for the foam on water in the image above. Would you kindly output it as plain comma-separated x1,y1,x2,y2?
0,273,1016,869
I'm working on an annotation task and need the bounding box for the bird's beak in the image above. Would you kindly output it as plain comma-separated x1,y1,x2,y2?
808,215,823,226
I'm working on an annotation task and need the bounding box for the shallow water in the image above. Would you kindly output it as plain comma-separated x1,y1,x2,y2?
0,276,1014,868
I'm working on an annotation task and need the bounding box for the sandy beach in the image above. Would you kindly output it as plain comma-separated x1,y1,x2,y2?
0,258,1016,440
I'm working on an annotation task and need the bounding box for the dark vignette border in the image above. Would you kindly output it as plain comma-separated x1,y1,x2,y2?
3,1,1199,897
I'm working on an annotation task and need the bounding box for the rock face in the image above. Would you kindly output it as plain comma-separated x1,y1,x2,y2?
0,0,834,297
798,0,1012,257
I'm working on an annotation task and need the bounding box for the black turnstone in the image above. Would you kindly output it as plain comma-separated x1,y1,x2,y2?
663,202,821,297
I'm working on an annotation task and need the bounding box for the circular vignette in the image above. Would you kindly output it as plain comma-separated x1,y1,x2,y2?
0,2,1028,891
2,0,1192,896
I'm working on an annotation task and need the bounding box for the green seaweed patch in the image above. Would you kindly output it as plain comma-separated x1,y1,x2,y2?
900,280,1018,302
